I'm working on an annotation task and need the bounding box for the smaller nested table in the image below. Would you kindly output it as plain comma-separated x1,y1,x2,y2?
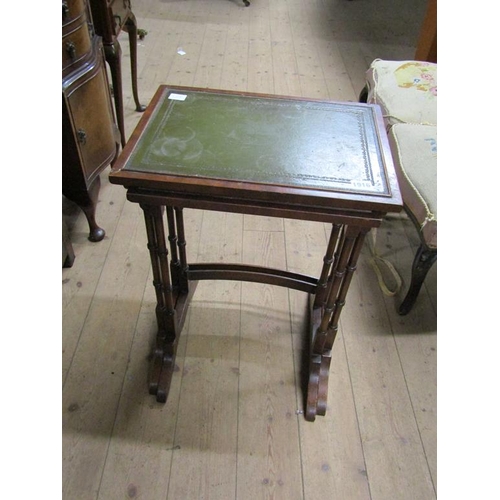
109,86,402,421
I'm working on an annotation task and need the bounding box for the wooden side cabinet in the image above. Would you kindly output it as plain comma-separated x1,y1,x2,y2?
89,0,146,147
62,0,119,242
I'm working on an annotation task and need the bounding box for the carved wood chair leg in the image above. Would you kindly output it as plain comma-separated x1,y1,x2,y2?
399,243,437,315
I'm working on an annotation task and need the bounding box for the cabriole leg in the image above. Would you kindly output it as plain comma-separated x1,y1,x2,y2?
103,40,126,147
124,12,146,112
398,244,437,315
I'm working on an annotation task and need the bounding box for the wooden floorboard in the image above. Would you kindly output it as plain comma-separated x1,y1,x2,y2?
62,0,435,498
341,246,435,499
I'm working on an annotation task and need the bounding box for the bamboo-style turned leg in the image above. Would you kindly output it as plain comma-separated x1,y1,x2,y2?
141,205,195,403
166,207,181,290
313,223,342,308
306,225,368,421
142,204,178,403
175,207,189,294
141,206,370,417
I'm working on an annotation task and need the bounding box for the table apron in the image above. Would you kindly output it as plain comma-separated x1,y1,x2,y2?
127,190,385,228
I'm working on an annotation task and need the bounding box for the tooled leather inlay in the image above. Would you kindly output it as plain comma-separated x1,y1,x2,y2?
125,89,390,196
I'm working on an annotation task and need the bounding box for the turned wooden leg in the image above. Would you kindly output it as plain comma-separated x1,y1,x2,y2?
306,225,368,421
124,13,146,112
174,207,189,293
103,40,126,147
166,206,182,290
398,243,437,315
141,204,195,403
142,204,178,403
313,223,342,308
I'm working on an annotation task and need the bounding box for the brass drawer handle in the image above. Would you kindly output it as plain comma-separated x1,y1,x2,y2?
77,129,87,145
62,1,69,19
66,40,76,59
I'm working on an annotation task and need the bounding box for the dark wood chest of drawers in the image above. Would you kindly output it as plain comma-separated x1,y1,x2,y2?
62,0,119,242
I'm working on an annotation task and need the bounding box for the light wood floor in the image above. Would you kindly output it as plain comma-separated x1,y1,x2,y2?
62,0,436,498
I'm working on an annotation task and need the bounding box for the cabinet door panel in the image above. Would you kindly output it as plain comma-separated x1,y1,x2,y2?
67,65,116,183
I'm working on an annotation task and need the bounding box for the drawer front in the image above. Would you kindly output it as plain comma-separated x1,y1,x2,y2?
62,21,92,72
67,63,116,182
62,0,86,26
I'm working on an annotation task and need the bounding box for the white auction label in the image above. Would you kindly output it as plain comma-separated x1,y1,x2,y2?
168,93,187,101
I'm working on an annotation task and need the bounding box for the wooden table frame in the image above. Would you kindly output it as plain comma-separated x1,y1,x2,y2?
110,86,402,421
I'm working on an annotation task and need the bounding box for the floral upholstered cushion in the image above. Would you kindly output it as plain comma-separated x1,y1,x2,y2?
366,59,437,127
388,123,437,248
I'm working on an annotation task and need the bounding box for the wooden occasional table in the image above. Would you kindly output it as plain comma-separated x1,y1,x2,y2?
89,0,146,147
109,85,402,421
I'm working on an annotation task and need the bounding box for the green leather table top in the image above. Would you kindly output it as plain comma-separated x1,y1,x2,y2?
121,87,393,197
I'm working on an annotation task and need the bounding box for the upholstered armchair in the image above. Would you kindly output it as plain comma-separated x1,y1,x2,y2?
360,59,437,315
